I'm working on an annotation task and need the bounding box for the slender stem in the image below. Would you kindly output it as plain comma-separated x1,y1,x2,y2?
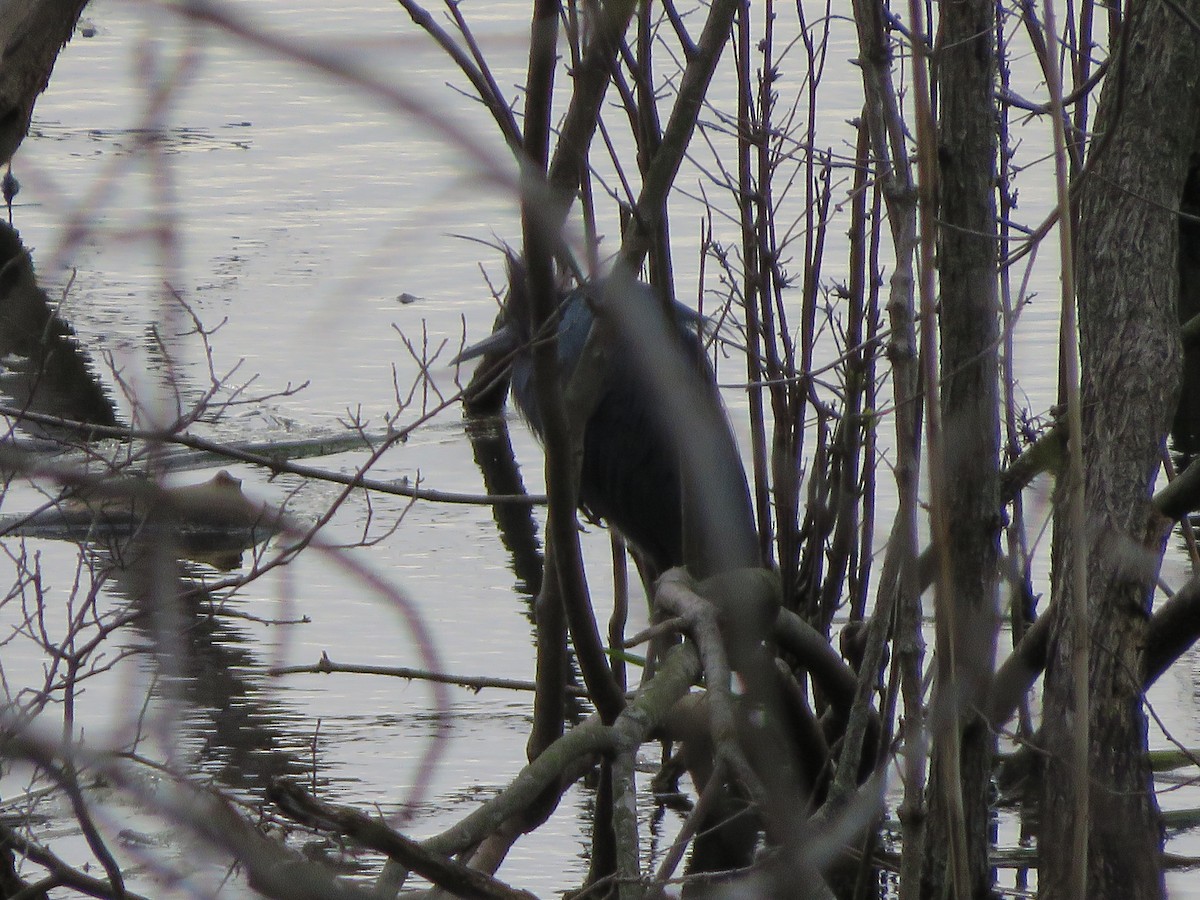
521,0,625,727
617,0,740,270
1042,2,1089,897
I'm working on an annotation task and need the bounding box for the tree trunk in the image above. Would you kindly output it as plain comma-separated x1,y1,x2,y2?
922,1,1001,897
1040,2,1200,897
0,0,91,166
1173,138,1200,451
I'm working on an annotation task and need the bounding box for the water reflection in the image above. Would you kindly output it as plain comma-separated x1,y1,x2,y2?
0,217,330,864
464,414,542,600
105,545,314,793
0,221,116,440
464,413,597,730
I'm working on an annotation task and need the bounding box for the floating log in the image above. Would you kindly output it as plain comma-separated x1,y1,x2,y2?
0,470,281,568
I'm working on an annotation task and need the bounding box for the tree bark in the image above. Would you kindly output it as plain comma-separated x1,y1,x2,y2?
1040,3,1200,897
0,0,90,166
1171,136,1200,451
922,1,1001,897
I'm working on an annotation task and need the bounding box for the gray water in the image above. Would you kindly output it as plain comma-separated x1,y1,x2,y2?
4,0,1200,896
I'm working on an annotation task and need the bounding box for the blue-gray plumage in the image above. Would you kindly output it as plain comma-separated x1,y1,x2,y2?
457,266,759,577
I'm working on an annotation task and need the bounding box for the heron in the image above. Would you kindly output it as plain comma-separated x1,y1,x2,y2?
455,260,760,579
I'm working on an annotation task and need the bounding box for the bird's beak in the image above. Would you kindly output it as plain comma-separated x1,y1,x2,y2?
450,324,519,365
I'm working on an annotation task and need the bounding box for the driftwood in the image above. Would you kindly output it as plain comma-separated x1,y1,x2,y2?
0,470,281,568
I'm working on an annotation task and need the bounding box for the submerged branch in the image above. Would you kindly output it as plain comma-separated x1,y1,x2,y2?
421,643,700,862
0,404,546,506
270,654,589,697
267,780,537,900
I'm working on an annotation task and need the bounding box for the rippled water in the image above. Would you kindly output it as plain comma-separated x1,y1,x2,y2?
4,1,1200,896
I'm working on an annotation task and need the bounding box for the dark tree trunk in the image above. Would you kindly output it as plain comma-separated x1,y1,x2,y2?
1041,2,1200,897
1173,143,1200,452
0,0,91,166
922,1,1001,897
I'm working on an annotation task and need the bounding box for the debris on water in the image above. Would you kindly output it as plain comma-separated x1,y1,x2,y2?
118,829,163,848
0,470,283,570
